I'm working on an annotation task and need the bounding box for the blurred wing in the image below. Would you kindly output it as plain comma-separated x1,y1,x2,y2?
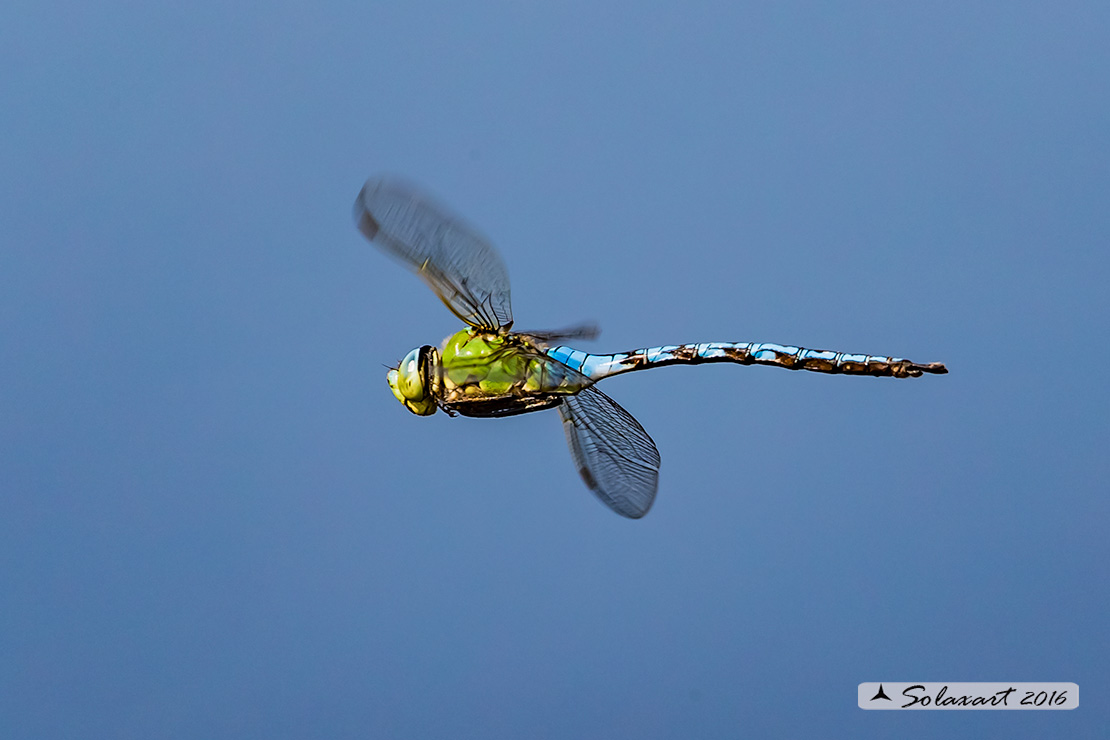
354,177,513,330
517,322,600,347
559,385,661,519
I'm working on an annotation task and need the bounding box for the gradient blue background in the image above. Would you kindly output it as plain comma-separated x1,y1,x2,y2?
3,2,1107,738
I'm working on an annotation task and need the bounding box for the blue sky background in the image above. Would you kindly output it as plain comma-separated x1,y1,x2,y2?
2,2,1107,738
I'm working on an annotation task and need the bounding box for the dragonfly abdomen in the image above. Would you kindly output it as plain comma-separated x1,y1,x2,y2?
546,342,947,380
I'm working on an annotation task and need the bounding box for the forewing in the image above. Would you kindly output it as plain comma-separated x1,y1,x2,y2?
559,385,661,519
354,177,513,330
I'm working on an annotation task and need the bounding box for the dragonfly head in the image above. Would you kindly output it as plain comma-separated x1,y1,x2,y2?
387,345,439,416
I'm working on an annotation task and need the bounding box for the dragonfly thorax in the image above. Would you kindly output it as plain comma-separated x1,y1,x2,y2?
387,345,440,416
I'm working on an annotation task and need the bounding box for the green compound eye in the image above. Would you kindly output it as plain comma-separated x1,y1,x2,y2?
386,346,437,416
396,347,427,401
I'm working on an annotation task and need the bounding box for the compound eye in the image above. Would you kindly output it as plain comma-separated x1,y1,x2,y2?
395,347,427,401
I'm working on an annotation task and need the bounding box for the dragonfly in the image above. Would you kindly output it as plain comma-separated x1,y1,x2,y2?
354,177,947,518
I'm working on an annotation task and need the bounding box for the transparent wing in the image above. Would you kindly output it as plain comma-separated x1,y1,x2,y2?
559,385,661,519
354,177,513,330
517,322,600,347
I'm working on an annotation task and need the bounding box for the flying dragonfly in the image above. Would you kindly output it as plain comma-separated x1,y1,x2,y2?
355,177,947,518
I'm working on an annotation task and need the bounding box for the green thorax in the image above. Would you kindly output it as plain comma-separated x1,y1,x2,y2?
438,328,588,405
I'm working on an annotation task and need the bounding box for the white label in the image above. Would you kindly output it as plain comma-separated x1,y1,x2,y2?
858,682,1078,710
